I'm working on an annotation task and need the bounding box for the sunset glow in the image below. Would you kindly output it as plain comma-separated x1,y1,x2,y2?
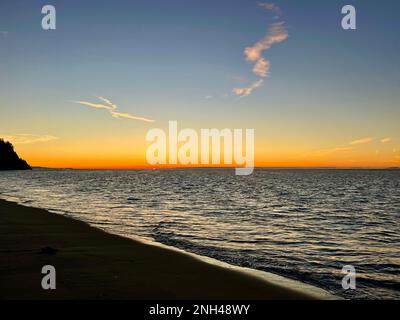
1,0,399,169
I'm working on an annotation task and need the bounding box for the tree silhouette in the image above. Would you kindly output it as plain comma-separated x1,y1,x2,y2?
0,139,32,170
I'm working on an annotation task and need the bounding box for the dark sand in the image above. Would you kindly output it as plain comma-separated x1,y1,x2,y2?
0,199,332,300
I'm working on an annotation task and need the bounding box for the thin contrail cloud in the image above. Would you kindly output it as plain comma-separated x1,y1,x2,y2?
350,137,373,145
73,100,115,111
110,111,154,123
1,134,58,144
98,97,118,110
74,97,154,123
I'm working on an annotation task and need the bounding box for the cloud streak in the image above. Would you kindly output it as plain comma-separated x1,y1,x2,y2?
110,111,154,122
1,134,58,144
244,22,288,62
253,58,270,77
74,97,154,123
350,137,373,145
381,137,391,143
73,100,115,111
313,147,352,156
258,2,281,14
233,4,288,97
233,79,264,97
98,96,117,110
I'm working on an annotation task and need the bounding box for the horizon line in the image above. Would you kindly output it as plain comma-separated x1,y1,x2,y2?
32,165,400,170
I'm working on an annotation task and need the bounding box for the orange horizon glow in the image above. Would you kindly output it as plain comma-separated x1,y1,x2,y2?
5,130,399,170
17,149,399,170
22,159,400,170
12,150,400,170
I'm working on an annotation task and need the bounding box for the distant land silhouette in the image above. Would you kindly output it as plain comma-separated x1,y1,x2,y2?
0,139,31,170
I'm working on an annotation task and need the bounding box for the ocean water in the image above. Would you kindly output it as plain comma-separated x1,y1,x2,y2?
0,168,399,299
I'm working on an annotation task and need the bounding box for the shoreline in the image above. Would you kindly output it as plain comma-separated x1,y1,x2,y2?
0,198,336,300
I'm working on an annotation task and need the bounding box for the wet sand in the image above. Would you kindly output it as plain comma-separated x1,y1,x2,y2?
0,199,335,300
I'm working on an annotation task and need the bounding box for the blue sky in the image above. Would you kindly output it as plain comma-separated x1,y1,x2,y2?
0,0,399,167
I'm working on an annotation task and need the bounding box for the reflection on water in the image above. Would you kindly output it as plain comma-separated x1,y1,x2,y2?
0,168,399,299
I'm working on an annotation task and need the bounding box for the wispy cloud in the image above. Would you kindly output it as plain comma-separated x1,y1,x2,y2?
1,134,58,144
311,136,377,156
258,2,281,14
253,58,270,77
232,4,288,98
110,111,154,122
74,97,154,123
244,22,288,62
73,100,115,111
313,147,352,156
381,137,391,143
350,137,373,145
98,96,117,110
233,79,264,97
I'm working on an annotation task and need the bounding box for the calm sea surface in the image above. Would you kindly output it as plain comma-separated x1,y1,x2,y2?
0,169,399,299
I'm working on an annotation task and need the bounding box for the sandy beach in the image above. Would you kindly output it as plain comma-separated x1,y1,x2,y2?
0,198,335,300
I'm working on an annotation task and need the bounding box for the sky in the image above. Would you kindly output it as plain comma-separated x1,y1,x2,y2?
0,0,399,168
